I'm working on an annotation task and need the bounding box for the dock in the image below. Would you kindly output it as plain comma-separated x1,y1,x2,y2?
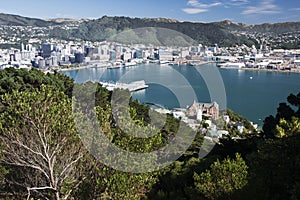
100,80,149,92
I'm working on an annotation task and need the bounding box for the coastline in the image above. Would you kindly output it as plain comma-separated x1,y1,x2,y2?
218,66,300,74
55,63,108,72
55,61,300,74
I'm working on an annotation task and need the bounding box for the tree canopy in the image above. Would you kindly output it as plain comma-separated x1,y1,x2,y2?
0,68,299,200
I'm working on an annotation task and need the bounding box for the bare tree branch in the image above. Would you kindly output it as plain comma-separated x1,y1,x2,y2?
0,86,85,200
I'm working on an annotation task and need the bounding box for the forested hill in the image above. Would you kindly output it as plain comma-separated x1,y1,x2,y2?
0,13,61,27
213,20,300,34
69,16,241,46
0,13,299,46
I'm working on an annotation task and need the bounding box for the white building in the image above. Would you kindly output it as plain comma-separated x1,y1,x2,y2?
223,115,230,124
225,62,245,68
159,50,173,61
122,52,132,62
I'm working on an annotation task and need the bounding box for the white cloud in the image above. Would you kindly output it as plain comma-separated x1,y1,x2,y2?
182,8,208,14
183,0,222,14
228,0,249,6
187,0,223,8
290,8,300,11
242,0,281,15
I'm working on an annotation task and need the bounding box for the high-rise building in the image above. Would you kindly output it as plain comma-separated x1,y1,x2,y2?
75,53,84,63
38,59,46,69
41,43,51,58
110,50,117,61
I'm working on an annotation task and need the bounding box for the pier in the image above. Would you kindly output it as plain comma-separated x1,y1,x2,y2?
100,80,149,92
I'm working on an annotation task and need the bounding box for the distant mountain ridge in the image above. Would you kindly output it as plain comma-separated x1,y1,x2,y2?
0,13,61,26
0,13,299,47
214,20,300,34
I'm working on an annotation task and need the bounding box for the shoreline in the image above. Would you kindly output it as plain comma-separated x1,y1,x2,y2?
55,63,108,72
218,66,300,74
55,62,300,74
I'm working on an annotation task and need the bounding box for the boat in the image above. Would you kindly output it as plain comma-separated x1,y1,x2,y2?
108,62,123,69
159,60,170,65
219,62,245,69
124,61,137,67
142,60,150,64
168,61,180,66
107,65,120,69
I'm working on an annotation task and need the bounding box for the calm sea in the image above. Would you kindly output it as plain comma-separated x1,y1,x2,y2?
61,63,300,125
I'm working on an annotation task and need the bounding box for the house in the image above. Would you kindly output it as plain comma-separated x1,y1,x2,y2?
235,122,244,134
187,100,219,120
223,115,230,124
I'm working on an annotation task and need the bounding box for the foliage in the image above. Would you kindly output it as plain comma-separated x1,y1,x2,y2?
49,16,258,47
263,92,300,138
73,83,162,198
193,153,248,200
0,85,84,199
275,117,300,138
0,68,74,97
0,13,61,27
241,92,300,200
0,67,300,200
244,133,300,200
224,109,257,137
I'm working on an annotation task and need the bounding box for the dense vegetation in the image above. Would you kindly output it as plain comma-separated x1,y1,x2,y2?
0,68,299,199
49,16,257,47
1,13,299,48
0,13,61,27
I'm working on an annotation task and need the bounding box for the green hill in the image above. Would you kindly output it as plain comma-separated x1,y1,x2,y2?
0,13,299,47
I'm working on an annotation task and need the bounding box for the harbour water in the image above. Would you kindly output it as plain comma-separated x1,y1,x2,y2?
61,63,300,126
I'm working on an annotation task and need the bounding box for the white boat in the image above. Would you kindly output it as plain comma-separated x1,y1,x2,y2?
222,62,245,69
124,61,137,67
108,62,123,69
159,60,170,65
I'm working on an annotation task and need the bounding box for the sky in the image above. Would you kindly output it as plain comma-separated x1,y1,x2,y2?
0,0,299,24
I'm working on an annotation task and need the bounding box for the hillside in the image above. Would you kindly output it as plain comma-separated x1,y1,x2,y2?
50,16,255,46
0,13,60,27
0,13,299,47
215,20,300,34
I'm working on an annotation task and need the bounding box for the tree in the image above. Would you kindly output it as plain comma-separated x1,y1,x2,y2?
0,68,74,97
275,117,300,138
193,153,248,200
263,92,300,138
287,92,300,116
0,85,85,200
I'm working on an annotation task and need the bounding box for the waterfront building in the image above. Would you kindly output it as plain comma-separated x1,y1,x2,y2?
85,47,98,58
187,101,219,120
122,52,132,62
75,53,84,64
109,50,117,61
180,50,190,58
158,49,173,61
294,60,300,67
134,50,143,59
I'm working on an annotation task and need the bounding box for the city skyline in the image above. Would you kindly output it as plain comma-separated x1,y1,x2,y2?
0,0,299,24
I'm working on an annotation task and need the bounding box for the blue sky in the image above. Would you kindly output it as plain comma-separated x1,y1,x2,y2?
0,0,299,24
